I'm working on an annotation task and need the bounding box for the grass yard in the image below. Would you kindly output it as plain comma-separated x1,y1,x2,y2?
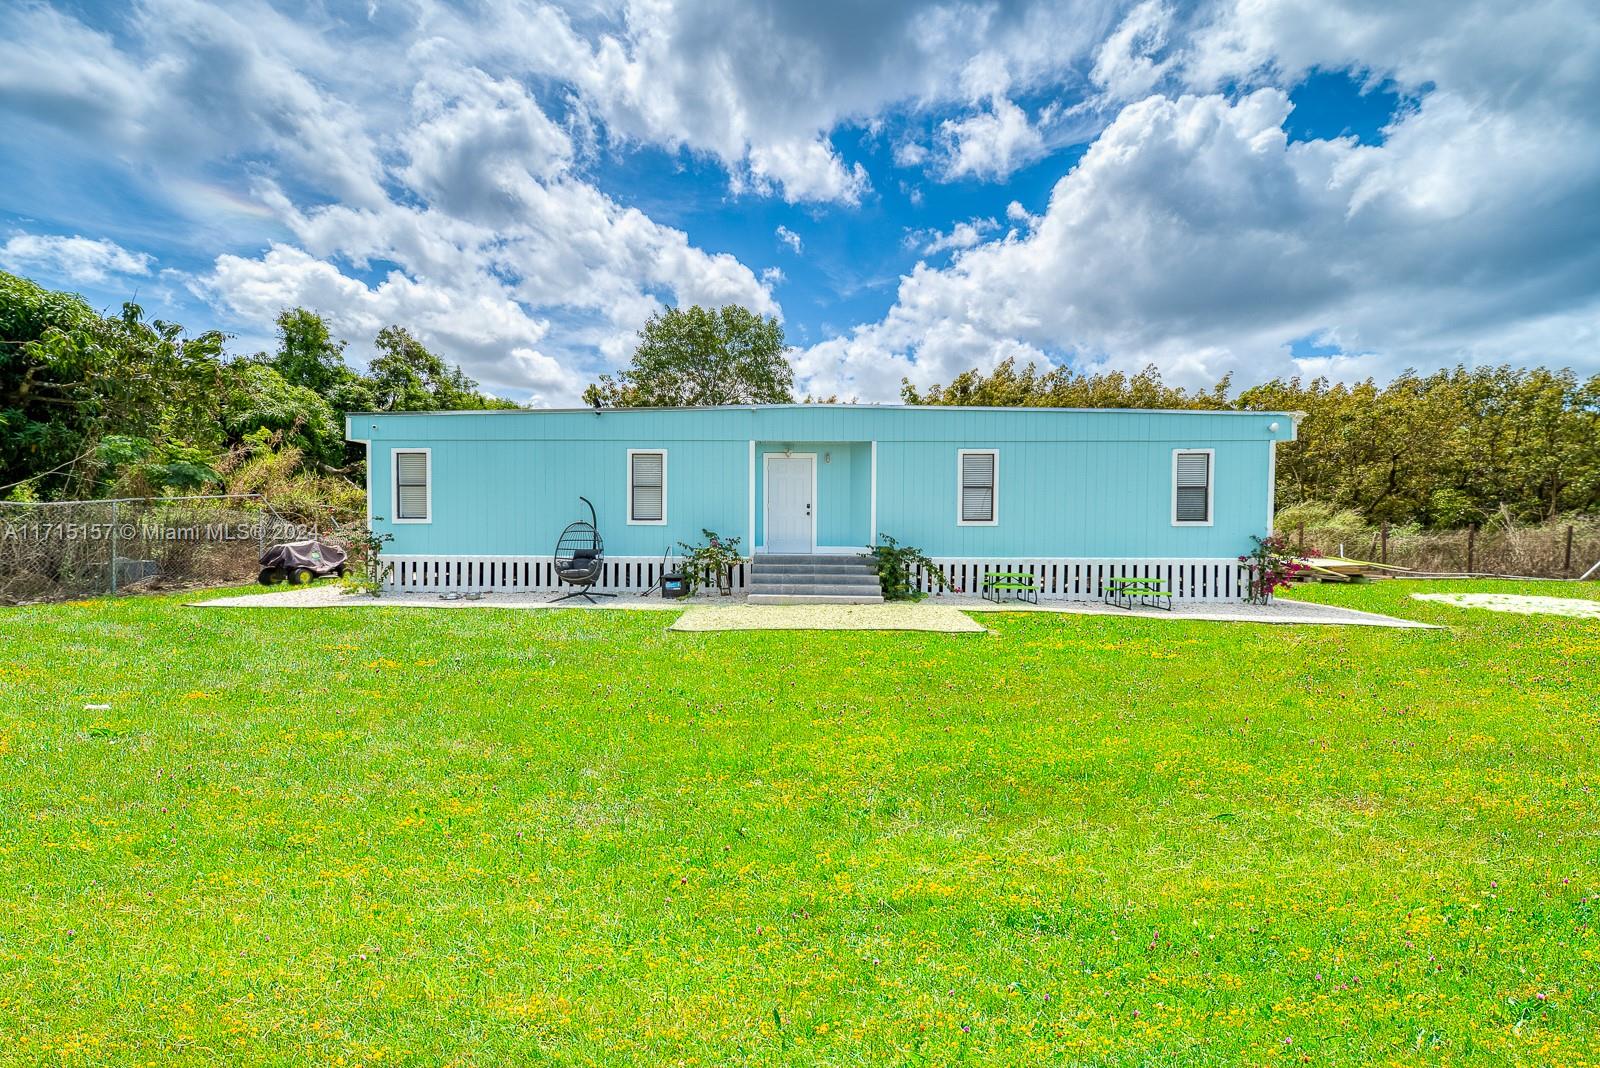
2,581,1598,1066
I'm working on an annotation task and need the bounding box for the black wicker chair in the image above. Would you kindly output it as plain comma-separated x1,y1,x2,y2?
551,497,615,603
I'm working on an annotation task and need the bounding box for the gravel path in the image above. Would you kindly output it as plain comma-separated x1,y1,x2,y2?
943,595,1434,628
187,586,687,611
187,585,1430,629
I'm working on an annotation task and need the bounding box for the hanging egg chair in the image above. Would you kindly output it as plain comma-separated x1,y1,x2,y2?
551,496,615,602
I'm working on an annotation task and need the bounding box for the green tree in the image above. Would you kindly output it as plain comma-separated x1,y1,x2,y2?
1237,365,1600,526
269,308,348,396
0,273,517,503
367,325,517,412
221,362,344,470
903,358,1231,409
0,271,224,497
259,308,376,425
584,305,793,407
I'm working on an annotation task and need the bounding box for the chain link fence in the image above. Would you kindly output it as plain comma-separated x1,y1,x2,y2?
0,495,328,605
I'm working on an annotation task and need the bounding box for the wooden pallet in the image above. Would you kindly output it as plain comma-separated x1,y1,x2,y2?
1292,556,1414,583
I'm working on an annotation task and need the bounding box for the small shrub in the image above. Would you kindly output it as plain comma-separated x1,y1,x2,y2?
1240,533,1304,603
1274,501,1368,552
341,524,393,597
677,530,743,595
871,534,947,601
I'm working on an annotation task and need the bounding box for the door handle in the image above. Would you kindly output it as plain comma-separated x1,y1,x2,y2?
805,503,812,516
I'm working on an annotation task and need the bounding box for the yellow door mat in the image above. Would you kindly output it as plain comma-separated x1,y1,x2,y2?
669,603,987,633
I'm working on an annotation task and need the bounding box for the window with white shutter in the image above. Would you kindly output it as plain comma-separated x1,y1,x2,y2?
1173,450,1212,525
394,449,430,522
628,450,667,524
957,449,998,525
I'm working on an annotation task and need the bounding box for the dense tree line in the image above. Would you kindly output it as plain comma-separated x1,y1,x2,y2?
7,270,1597,530
906,359,1600,528
0,271,513,502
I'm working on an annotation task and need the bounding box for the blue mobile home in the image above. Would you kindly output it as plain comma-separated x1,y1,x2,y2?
346,404,1297,600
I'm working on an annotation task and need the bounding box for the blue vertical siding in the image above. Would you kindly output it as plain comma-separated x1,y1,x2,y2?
349,406,1294,559
753,442,871,548
876,438,1268,557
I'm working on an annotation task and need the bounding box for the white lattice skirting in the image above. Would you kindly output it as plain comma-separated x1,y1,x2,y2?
920,558,1248,601
383,555,734,594
382,554,1249,601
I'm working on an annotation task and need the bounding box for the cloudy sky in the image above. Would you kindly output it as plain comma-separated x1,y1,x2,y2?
2,0,1597,405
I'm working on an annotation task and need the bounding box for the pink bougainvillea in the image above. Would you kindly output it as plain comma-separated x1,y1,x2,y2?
1240,533,1305,603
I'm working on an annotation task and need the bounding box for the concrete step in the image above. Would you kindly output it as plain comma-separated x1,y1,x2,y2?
748,551,883,604
747,592,885,605
752,561,877,576
748,562,876,578
751,574,878,585
748,581,884,596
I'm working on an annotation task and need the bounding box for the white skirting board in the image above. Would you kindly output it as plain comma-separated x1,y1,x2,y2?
920,558,1248,601
383,555,735,594
381,554,1251,601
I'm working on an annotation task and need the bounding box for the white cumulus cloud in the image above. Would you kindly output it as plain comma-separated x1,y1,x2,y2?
935,97,1048,181
907,217,1001,256
0,234,152,285
797,31,1600,401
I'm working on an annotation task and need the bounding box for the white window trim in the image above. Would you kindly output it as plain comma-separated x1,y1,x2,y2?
391,447,432,524
956,448,999,526
1171,447,1215,527
627,448,668,525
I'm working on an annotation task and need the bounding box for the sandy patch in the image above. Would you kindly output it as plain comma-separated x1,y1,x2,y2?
1412,593,1600,619
670,603,986,633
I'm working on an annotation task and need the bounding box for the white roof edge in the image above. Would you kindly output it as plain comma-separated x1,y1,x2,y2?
349,403,1300,418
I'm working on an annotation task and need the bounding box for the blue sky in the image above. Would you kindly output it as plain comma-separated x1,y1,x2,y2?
2,0,1597,405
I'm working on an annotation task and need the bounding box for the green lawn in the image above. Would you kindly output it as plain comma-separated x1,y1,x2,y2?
2,581,1597,1066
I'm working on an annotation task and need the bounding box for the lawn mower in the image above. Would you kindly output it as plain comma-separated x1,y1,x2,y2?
258,538,348,586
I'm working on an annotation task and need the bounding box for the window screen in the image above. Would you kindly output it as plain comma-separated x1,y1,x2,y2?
960,451,996,523
630,451,665,522
395,451,429,521
1174,451,1211,523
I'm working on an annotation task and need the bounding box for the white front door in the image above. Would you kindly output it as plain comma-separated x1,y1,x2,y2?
765,455,814,553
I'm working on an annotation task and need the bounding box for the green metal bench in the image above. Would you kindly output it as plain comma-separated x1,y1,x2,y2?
1103,576,1173,611
981,571,1039,604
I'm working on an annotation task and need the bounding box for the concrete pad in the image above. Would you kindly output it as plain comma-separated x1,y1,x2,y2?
944,595,1436,629
670,602,986,633
187,586,687,611
1412,592,1600,619
186,585,1434,629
